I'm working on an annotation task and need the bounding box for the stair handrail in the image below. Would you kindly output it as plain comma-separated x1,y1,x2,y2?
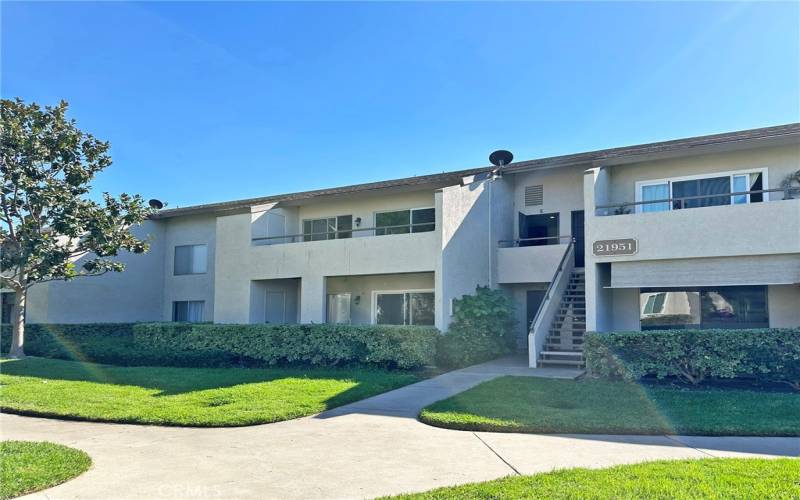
528,237,576,368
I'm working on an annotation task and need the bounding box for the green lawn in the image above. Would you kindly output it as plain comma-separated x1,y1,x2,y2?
419,376,800,436
0,357,417,426
390,458,799,499
0,441,91,499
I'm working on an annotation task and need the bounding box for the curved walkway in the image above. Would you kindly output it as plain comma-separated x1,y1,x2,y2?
2,358,797,499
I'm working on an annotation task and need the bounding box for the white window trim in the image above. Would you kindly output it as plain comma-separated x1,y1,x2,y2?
634,168,769,214
373,207,436,234
371,289,435,325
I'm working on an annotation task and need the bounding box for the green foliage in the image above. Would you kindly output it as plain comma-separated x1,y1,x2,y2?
436,286,516,369
0,98,154,288
0,322,438,370
0,441,91,499
584,328,800,387
389,459,800,499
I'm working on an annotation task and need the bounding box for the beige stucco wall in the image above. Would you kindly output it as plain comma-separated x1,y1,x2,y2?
326,272,434,325
511,165,586,240
768,284,800,328
214,188,441,325
162,214,217,322
606,143,800,205
294,190,435,237
26,221,167,324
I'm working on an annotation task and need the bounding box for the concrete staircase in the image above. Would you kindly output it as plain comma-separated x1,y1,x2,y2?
538,268,586,368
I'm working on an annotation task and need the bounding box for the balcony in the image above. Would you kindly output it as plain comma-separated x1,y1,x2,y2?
496,236,572,284
589,188,800,262
246,223,439,279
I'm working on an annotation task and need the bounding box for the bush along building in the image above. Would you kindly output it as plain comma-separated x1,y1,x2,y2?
3,123,799,369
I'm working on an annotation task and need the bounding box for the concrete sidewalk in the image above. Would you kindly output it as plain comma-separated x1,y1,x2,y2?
2,358,797,500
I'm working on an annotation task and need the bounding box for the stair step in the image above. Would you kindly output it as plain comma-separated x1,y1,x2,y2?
538,359,586,367
540,351,583,356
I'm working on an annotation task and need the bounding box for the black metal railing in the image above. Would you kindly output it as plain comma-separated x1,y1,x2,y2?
252,222,436,244
595,187,798,216
497,235,574,248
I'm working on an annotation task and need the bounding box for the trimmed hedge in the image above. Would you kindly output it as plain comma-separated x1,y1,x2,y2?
585,328,800,389
0,323,439,369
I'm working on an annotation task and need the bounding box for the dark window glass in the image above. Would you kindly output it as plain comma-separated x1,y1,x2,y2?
409,292,435,325
173,301,204,322
174,246,192,275
519,213,560,246
337,215,353,239
411,208,435,233
750,173,764,203
376,211,411,235
640,286,768,330
1,292,15,324
376,294,405,324
672,176,730,209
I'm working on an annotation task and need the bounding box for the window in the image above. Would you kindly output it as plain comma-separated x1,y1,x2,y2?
636,170,766,213
173,301,205,322
639,286,768,330
174,244,207,275
327,293,351,324
1,292,15,324
375,208,435,235
374,291,434,325
640,183,669,213
302,215,352,241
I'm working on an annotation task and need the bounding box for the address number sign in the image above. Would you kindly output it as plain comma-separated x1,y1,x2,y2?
593,238,637,256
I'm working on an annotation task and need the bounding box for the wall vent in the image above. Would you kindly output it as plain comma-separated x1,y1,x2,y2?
525,185,543,206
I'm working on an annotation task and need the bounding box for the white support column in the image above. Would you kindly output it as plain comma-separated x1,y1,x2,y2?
299,275,326,324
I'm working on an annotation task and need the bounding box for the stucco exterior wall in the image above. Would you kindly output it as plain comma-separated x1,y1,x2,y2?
28,221,166,324
768,285,800,328
294,190,435,237
606,144,800,205
162,214,217,322
437,181,492,331
326,272,434,325
511,165,586,240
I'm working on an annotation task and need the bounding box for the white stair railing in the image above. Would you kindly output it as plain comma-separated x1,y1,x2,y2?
528,239,576,368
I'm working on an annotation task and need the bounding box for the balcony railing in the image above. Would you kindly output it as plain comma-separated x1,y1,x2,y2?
497,235,573,248
595,187,798,216
252,222,436,244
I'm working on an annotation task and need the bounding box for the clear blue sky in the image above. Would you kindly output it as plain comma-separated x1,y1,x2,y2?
3,1,799,208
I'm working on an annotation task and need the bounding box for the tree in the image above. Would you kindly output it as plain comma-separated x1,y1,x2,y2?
1,98,155,357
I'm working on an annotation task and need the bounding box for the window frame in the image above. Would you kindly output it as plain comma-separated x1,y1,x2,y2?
373,207,436,236
172,300,205,322
301,215,353,241
371,289,435,326
634,168,769,214
173,244,208,276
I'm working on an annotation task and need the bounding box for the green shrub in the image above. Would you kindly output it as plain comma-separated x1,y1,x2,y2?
585,328,800,387
436,286,516,369
0,322,438,370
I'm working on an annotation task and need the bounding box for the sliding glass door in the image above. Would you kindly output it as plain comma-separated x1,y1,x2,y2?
375,291,434,325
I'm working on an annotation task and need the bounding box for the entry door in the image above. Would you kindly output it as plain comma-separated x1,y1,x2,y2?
526,290,546,330
519,213,559,246
265,291,286,324
571,210,585,268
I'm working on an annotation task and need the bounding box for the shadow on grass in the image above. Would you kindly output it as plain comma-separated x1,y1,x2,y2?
0,356,416,401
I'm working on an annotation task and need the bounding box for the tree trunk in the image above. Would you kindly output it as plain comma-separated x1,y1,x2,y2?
9,287,26,358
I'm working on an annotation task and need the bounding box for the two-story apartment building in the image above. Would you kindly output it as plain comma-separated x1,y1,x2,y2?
3,124,799,368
